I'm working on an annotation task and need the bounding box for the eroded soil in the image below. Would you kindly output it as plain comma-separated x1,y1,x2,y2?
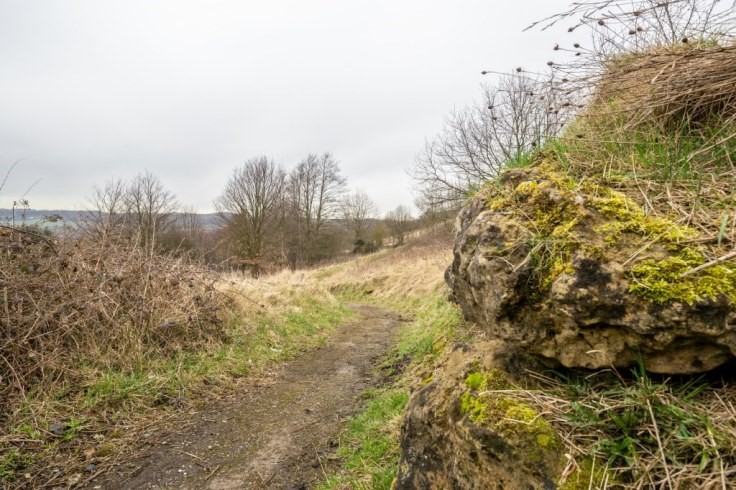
94,305,399,489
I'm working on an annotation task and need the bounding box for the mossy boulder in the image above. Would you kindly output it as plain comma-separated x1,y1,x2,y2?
446,164,736,374
394,341,565,489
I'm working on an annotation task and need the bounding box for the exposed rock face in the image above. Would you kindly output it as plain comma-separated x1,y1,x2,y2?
395,341,563,490
446,165,736,374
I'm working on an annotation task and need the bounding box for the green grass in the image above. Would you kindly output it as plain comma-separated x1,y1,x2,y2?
2,290,352,485
75,297,352,410
545,363,736,484
0,450,34,481
319,293,462,489
506,148,541,169
319,388,409,490
561,114,736,184
82,369,161,409
394,296,461,359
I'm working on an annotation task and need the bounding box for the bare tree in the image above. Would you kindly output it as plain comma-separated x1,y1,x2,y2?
370,221,388,248
125,171,178,248
385,205,413,245
341,190,376,243
411,73,561,207
79,178,129,242
214,156,287,272
157,205,207,256
177,206,204,243
287,152,347,265
80,173,177,250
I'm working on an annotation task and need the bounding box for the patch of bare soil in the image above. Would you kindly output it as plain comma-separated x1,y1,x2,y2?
92,305,399,489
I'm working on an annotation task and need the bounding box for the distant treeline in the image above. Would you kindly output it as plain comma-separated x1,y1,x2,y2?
7,154,455,276
0,209,223,229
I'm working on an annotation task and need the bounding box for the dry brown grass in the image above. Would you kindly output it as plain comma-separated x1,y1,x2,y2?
596,44,736,129
0,227,228,487
501,368,736,489
312,231,453,306
222,226,454,316
546,42,736,264
522,3,736,259
0,228,226,412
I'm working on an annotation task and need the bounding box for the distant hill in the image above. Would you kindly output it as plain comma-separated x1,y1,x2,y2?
0,209,223,229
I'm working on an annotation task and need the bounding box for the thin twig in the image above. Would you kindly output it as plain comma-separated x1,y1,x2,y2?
646,398,674,490
680,249,736,277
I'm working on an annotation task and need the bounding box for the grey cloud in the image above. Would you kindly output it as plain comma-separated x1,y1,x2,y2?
0,0,569,212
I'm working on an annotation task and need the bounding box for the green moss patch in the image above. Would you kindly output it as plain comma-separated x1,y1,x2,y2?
460,371,559,457
0,450,34,481
587,186,697,245
464,369,508,391
558,458,614,490
629,248,736,304
476,162,736,306
475,163,588,295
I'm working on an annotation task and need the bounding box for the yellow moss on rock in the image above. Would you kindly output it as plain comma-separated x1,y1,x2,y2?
464,369,508,391
496,399,558,449
629,248,736,304
460,391,487,422
475,163,730,305
588,186,697,245
558,458,615,490
515,181,541,197
477,164,587,296
461,371,559,458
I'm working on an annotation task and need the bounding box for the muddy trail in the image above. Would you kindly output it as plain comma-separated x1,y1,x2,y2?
94,305,400,490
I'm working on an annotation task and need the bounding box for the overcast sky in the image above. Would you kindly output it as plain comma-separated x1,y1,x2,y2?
0,0,573,214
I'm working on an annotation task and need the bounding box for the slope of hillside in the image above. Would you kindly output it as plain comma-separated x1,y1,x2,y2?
0,223,457,489
398,42,736,489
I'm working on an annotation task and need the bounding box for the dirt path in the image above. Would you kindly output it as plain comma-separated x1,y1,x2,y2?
95,305,400,490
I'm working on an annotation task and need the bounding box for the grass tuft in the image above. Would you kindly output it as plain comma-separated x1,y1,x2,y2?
517,364,736,488
316,233,462,489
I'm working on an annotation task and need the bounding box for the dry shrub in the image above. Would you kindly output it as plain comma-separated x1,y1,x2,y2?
0,227,227,419
555,44,736,258
596,43,736,128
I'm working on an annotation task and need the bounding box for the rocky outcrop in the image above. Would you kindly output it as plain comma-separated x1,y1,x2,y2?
446,164,736,374
395,341,565,490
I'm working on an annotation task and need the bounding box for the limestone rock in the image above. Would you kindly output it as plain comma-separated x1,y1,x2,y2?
446,165,736,374
394,342,563,489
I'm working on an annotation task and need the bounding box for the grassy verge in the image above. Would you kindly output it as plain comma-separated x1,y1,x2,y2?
1,280,352,488
319,388,409,490
508,363,736,488
312,236,461,489
318,295,462,490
